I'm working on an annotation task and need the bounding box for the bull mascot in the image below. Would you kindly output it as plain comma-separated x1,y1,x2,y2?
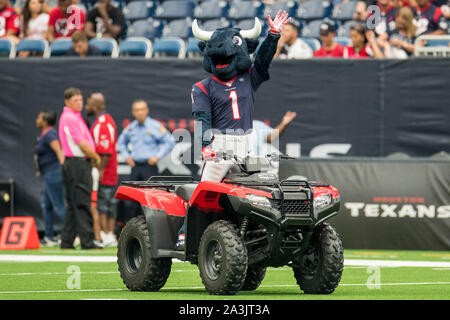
191,10,292,182
174,11,291,249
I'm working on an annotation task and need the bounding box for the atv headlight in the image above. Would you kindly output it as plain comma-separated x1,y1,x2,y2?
246,194,272,208
314,194,332,209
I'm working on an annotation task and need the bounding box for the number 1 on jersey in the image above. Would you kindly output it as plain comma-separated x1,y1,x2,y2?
229,90,240,120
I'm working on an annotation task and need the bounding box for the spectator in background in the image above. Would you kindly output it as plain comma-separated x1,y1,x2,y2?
85,93,119,247
65,30,101,56
85,0,124,40
394,0,418,8
435,0,450,19
58,87,102,250
35,110,65,247
47,0,85,43
314,21,345,58
378,6,417,57
274,21,313,59
17,0,48,57
371,0,399,37
118,100,175,223
252,111,297,157
20,0,49,40
90,164,103,247
14,0,57,15
344,23,384,58
412,0,448,35
71,0,84,11
0,0,20,45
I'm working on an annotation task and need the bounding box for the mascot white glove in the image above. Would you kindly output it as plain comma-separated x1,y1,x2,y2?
268,10,291,34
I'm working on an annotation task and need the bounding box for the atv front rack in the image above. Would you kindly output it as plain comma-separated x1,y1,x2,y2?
224,179,330,188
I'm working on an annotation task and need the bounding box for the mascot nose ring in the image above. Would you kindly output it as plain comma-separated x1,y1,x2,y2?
192,18,262,41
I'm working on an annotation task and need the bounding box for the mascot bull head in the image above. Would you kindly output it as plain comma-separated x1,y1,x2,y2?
192,18,262,81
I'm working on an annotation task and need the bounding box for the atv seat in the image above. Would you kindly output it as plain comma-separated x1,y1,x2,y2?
175,183,199,202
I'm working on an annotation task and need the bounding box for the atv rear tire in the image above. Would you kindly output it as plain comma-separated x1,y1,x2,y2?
292,223,344,294
241,266,266,291
117,215,172,291
198,220,248,295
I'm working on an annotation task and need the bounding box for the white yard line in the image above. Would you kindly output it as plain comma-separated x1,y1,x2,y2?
1,282,450,295
0,255,117,263
345,259,450,268
1,254,450,268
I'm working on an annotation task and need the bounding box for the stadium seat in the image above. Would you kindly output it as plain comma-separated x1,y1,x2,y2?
50,38,73,56
89,38,119,57
127,19,163,39
301,19,331,39
123,1,156,22
91,0,121,8
337,20,362,37
15,39,50,58
424,37,450,47
264,1,298,20
194,0,229,20
162,18,193,39
332,1,358,21
119,37,153,57
199,18,231,31
228,1,264,21
154,1,196,21
185,37,202,58
333,36,352,47
296,0,330,21
414,35,450,57
0,38,16,58
152,37,186,58
300,37,321,51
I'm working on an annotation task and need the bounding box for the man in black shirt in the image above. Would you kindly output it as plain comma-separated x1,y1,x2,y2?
85,0,124,40
66,30,102,57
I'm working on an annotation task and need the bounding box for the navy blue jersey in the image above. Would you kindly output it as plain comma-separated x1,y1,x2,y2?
35,128,61,175
373,5,398,36
412,2,448,35
191,66,265,134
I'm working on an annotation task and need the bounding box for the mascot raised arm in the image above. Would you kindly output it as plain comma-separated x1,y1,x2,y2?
191,10,291,182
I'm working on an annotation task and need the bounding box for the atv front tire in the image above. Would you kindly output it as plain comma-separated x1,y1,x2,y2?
117,215,172,291
292,223,344,294
198,220,248,295
241,266,266,291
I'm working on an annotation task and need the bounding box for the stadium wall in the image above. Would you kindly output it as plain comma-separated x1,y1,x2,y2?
0,58,448,249
280,158,450,251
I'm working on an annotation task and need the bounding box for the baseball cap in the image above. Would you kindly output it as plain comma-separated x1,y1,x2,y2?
319,22,335,35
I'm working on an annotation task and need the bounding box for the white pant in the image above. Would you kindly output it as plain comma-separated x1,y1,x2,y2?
201,133,253,182
92,167,99,191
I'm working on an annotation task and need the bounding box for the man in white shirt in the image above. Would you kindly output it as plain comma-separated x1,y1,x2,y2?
274,21,313,59
252,111,297,175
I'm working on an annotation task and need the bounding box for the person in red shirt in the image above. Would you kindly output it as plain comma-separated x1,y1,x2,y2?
314,21,345,58
85,93,119,247
344,23,384,58
0,0,19,44
394,0,418,8
47,0,85,42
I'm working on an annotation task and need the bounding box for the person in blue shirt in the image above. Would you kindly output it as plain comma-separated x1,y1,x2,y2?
35,110,66,246
118,100,175,222
252,111,297,157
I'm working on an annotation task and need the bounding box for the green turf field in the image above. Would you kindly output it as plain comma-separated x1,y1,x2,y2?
0,247,449,300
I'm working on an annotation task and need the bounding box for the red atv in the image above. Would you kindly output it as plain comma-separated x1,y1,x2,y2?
115,154,344,295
